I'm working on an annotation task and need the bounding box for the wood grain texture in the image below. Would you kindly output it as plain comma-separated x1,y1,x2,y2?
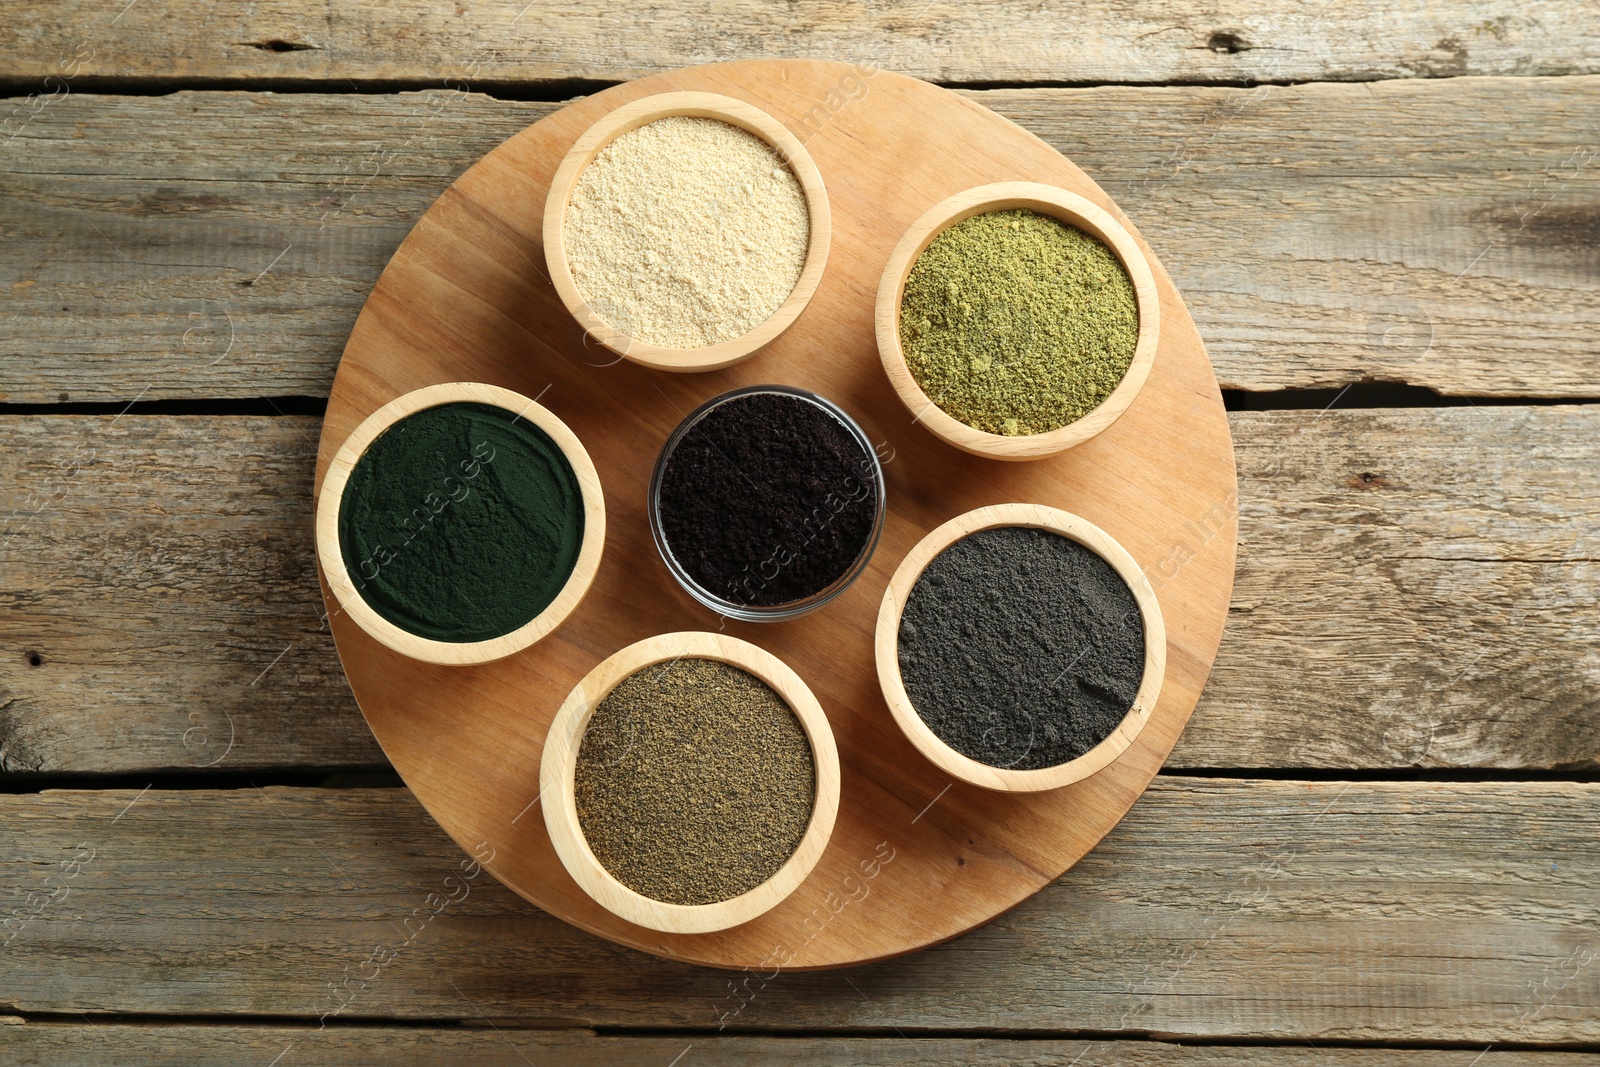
1,1028,1594,1067
1213,405,1600,772
0,414,380,774
1,0,1593,86
312,59,1235,969
2,77,1596,402
1,406,1595,776
0,781,1596,1043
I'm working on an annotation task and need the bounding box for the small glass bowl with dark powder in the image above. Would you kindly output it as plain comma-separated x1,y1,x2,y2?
895,524,1149,773
574,656,818,905
649,386,885,621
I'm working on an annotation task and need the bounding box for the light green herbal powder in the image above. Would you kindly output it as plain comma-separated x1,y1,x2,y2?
899,209,1138,436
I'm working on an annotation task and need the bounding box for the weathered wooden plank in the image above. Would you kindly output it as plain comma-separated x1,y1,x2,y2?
0,415,381,773
1,0,1594,88
1,406,1595,775
1203,404,1600,771
1002,78,1600,399
0,781,1595,1042
0,1025,1590,1066
3,77,1597,402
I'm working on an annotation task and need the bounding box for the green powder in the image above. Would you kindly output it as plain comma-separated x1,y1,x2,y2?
899,208,1139,436
337,402,584,642
574,657,816,905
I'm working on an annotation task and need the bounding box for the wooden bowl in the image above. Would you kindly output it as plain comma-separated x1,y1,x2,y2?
542,91,832,373
314,381,605,667
874,503,1167,792
540,631,841,934
874,181,1161,461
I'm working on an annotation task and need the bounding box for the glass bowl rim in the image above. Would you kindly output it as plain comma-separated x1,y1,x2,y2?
647,384,887,623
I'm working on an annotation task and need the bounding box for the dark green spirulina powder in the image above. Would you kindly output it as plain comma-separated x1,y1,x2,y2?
575,657,815,905
897,526,1145,770
899,208,1138,436
337,401,584,642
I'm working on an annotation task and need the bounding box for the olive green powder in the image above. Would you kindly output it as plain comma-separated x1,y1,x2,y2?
574,658,816,905
899,208,1139,436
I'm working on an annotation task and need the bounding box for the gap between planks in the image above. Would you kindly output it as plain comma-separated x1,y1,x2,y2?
3,77,1598,401
3,1024,1597,1064
1,0,1594,85
0,779,1595,1042
1,405,1596,776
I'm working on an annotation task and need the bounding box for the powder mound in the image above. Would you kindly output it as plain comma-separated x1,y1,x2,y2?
656,392,878,607
896,526,1145,770
898,208,1138,436
337,402,584,643
564,115,810,349
574,658,816,905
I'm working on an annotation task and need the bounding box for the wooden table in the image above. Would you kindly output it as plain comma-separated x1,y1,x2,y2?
2,4,1596,1063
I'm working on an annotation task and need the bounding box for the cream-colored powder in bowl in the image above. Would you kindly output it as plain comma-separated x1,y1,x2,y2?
563,115,810,349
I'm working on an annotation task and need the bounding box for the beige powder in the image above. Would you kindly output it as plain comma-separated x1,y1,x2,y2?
563,116,810,349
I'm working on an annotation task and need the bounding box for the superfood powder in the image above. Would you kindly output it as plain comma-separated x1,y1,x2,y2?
899,208,1138,436
896,525,1145,770
655,391,879,608
337,402,584,642
564,115,809,349
574,657,816,905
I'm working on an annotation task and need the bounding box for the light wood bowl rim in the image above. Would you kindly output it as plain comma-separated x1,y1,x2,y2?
540,631,842,934
874,181,1161,461
314,381,606,666
542,90,833,373
874,502,1167,792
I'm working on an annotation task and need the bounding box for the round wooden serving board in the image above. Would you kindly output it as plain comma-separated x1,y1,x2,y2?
315,59,1238,970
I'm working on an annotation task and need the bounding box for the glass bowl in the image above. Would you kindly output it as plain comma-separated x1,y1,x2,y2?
648,384,886,623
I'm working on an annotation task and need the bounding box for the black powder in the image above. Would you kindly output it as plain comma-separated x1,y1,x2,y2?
656,391,879,607
896,526,1145,770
